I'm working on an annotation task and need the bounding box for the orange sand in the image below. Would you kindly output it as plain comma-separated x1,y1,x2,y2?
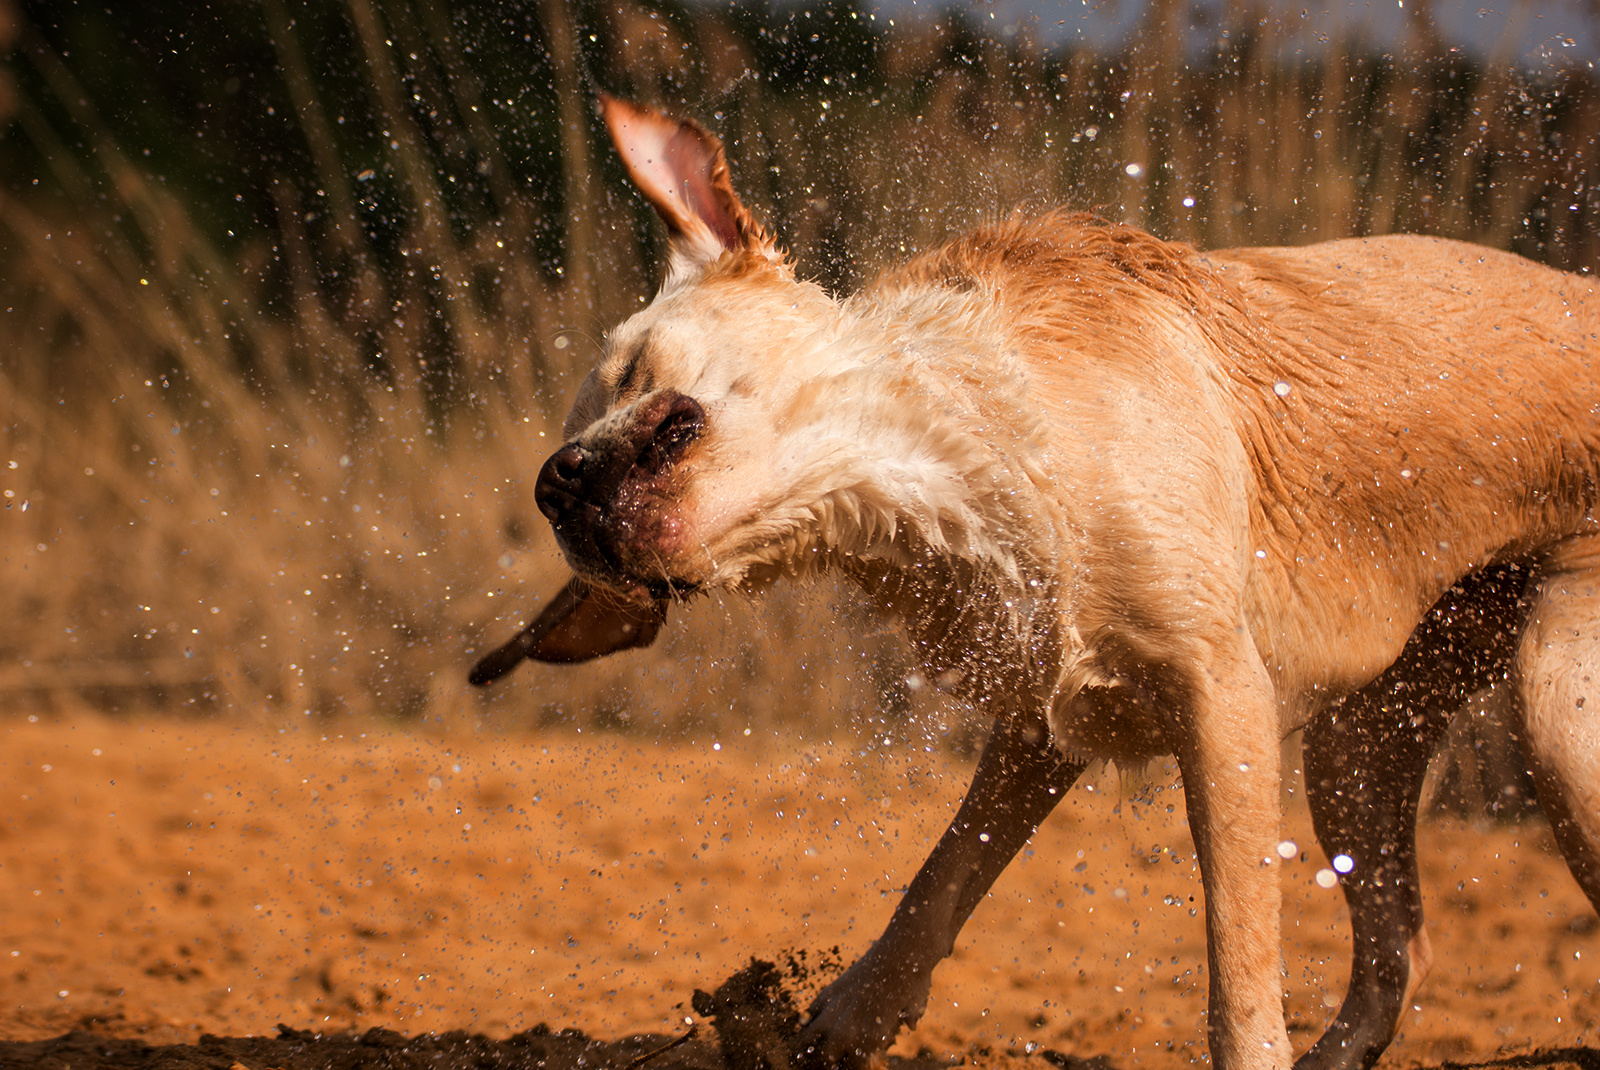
0,714,1595,1066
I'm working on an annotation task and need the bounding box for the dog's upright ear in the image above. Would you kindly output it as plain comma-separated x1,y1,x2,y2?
599,94,775,275
468,577,668,686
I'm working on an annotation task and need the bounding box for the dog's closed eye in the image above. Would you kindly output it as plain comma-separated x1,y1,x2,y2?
610,344,654,400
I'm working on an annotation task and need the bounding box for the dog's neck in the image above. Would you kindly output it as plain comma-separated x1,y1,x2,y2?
839,549,1069,710
774,284,1086,707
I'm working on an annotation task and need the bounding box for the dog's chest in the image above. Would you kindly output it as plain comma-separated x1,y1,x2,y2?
1049,680,1170,763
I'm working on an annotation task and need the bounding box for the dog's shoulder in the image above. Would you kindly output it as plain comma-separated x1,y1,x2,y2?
867,211,1248,381
878,210,1205,298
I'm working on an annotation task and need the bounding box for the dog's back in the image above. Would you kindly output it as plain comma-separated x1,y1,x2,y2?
871,215,1600,711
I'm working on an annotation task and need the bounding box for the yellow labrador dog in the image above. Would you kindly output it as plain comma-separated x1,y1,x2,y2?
472,97,1600,1070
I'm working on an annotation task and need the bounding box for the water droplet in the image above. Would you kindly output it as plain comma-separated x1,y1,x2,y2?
1274,381,1292,397
1315,868,1338,888
1277,840,1298,859
1333,853,1354,873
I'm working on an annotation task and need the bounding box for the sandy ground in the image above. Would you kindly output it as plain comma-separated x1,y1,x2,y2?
0,713,1596,1066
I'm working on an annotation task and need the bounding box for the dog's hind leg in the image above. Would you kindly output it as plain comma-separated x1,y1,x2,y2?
1298,686,1444,1070
1297,564,1528,1070
1517,539,1600,913
795,711,1083,1070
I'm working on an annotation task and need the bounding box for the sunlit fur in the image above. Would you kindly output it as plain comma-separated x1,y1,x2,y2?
568,213,1600,745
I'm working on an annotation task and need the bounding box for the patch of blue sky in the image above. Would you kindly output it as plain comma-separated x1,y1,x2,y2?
860,0,1599,70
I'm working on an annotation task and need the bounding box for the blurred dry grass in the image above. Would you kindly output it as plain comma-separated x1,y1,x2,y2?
0,0,1596,743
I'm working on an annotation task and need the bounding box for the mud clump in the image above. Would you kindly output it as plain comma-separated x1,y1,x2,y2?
692,959,802,1070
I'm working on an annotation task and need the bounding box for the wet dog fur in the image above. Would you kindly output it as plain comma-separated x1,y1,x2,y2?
472,96,1600,1070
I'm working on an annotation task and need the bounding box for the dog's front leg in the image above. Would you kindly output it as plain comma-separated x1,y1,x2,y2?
795,711,1084,1070
1171,650,1293,1070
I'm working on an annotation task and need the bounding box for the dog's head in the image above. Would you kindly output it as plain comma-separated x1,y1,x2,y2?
472,97,887,682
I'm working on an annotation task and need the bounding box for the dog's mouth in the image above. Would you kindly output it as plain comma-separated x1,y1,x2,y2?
535,389,706,593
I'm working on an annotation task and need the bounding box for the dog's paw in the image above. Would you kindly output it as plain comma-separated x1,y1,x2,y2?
793,948,929,1070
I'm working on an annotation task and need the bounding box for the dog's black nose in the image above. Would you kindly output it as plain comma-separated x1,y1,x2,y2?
536,444,588,524
551,445,585,483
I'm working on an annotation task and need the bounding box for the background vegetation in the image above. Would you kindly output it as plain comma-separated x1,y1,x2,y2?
0,0,1595,802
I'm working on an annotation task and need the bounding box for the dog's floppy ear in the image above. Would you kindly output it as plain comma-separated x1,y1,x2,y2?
468,576,668,685
599,93,774,273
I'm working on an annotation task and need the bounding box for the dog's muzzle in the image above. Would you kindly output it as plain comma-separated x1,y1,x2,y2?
535,390,705,579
